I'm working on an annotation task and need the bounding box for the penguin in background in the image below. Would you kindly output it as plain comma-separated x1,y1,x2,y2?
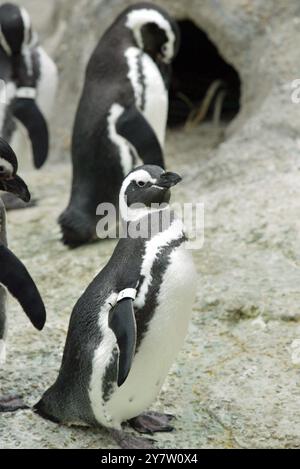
36,165,197,449
59,2,180,247
0,2,58,209
0,137,46,411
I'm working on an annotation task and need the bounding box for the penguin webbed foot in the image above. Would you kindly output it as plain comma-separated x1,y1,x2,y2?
109,428,156,449
0,395,29,412
129,411,175,434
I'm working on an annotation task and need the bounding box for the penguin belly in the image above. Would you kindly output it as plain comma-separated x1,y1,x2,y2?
125,47,168,147
141,53,168,147
90,244,197,429
10,124,32,170
35,47,58,119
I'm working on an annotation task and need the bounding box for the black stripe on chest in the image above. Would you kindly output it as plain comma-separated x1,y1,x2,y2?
135,235,186,351
137,51,146,112
101,235,186,402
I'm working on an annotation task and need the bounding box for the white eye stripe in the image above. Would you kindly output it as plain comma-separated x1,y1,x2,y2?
0,25,11,55
135,176,157,186
119,169,162,221
126,9,175,61
136,176,157,187
20,7,32,45
120,169,155,194
0,157,13,174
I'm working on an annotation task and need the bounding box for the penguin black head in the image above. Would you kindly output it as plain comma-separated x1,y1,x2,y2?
0,3,33,55
124,3,180,64
0,137,30,202
119,165,181,221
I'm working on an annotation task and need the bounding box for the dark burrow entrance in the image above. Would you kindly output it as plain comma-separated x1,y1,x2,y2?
168,20,241,128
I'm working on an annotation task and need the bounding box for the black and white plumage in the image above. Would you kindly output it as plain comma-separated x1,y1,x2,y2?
0,2,57,171
0,137,46,410
35,165,196,448
59,2,180,247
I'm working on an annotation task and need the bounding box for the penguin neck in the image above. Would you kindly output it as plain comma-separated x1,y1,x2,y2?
120,205,176,240
120,202,170,223
102,20,134,51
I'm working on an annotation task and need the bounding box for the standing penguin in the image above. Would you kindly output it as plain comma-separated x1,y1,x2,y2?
35,165,197,449
59,3,180,247
0,2,58,208
0,137,46,411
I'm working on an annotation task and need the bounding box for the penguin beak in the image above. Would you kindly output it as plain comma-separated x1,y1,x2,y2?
156,171,182,189
0,174,31,202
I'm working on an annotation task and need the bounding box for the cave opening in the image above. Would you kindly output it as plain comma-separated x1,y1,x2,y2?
168,20,241,128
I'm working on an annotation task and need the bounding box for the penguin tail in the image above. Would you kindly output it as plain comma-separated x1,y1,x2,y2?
33,382,64,424
58,207,96,248
33,395,61,424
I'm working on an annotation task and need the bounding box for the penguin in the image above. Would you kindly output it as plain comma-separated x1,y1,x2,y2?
0,137,46,412
0,2,58,209
35,164,197,449
59,2,180,247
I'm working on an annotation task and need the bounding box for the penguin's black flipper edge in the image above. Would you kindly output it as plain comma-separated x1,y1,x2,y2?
0,244,46,330
108,298,136,387
116,104,165,169
11,97,49,169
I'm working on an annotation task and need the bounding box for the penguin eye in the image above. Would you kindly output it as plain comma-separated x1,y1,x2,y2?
137,180,146,188
161,43,167,54
0,165,9,176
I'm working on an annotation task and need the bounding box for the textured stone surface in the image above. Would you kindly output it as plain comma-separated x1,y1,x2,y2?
0,0,300,450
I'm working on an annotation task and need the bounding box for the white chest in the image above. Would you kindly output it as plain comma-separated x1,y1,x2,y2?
105,244,196,427
89,219,197,429
0,82,15,133
35,46,58,118
125,47,168,148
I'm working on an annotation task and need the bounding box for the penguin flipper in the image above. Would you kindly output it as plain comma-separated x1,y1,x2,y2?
116,104,165,169
0,244,46,330
11,97,49,169
108,298,136,387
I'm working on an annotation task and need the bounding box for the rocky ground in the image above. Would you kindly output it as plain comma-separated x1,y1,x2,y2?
0,123,300,449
